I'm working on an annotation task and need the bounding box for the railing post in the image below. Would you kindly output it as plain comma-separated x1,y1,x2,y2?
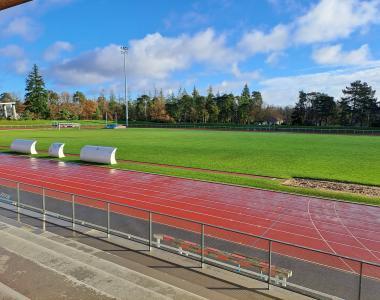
149,212,152,251
71,194,75,230
268,240,272,290
358,261,363,300
201,224,205,268
42,188,46,231
16,182,20,221
107,202,110,238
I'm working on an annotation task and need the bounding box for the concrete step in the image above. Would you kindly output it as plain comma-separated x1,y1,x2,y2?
0,281,31,300
0,246,116,300
0,219,206,300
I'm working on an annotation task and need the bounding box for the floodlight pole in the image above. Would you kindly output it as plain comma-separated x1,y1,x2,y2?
121,46,129,127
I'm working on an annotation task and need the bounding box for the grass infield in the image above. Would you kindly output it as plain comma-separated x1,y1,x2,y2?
0,127,379,204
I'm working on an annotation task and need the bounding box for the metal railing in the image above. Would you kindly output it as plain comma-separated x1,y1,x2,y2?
1,122,379,135
0,124,51,129
0,124,101,130
129,123,380,136
0,177,379,300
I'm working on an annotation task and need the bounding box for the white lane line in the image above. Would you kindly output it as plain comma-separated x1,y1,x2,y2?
333,202,380,262
1,163,380,254
2,161,380,239
3,156,379,223
1,156,380,259
2,162,380,251
307,199,355,273
2,169,379,258
2,157,379,230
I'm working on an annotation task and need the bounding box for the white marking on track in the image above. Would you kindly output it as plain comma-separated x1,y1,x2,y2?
333,202,380,262
307,199,355,273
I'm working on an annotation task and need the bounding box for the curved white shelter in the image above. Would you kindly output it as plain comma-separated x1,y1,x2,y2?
49,143,65,158
80,145,117,165
10,139,38,154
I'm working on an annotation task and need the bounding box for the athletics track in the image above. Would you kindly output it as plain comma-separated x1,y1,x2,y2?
0,153,379,281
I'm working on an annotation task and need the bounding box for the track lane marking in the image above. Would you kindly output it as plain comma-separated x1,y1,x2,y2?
307,199,356,273
1,161,378,245
333,202,380,262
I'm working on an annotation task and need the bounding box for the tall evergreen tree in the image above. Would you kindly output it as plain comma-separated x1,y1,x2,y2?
341,81,378,126
291,91,307,125
251,91,263,123
241,84,250,102
337,97,351,126
309,92,336,126
165,93,180,122
205,86,219,123
216,93,235,123
238,84,251,124
24,64,49,118
192,87,207,123
136,95,151,120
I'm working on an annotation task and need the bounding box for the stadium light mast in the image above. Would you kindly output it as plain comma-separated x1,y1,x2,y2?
120,46,129,127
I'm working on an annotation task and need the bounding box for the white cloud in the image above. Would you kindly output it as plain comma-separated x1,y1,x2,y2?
294,0,380,44
312,44,371,66
0,45,28,74
213,80,248,95
231,63,260,80
238,0,380,67
265,52,285,65
260,65,380,106
238,24,289,55
0,0,74,42
43,41,73,61
12,59,29,74
1,17,41,41
49,29,238,90
237,0,380,66
0,45,24,58
267,0,306,13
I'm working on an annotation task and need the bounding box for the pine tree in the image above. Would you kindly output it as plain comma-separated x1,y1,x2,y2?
241,84,250,102
341,81,378,126
237,84,251,124
291,91,307,125
251,91,263,123
205,86,219,123
24,64,49,119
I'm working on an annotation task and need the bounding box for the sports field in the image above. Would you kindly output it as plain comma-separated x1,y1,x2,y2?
0,128,379,203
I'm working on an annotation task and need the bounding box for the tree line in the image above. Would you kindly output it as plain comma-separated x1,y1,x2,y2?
1,64,379,127
291,81,379,127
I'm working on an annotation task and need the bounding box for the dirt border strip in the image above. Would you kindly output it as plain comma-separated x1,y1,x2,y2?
284,178,380,198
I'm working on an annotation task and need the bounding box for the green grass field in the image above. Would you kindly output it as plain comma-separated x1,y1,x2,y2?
0,127,379,204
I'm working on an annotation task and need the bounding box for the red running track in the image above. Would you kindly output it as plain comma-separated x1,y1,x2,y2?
0,154,379,276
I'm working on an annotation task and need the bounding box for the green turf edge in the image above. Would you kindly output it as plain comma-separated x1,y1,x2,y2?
4,151,378,206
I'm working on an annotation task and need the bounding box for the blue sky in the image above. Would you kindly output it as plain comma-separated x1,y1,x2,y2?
1,0,380,105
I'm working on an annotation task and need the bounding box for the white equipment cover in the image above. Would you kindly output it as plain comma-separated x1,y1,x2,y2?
49,143,65,158
80,145,117,165
10,139,38,154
